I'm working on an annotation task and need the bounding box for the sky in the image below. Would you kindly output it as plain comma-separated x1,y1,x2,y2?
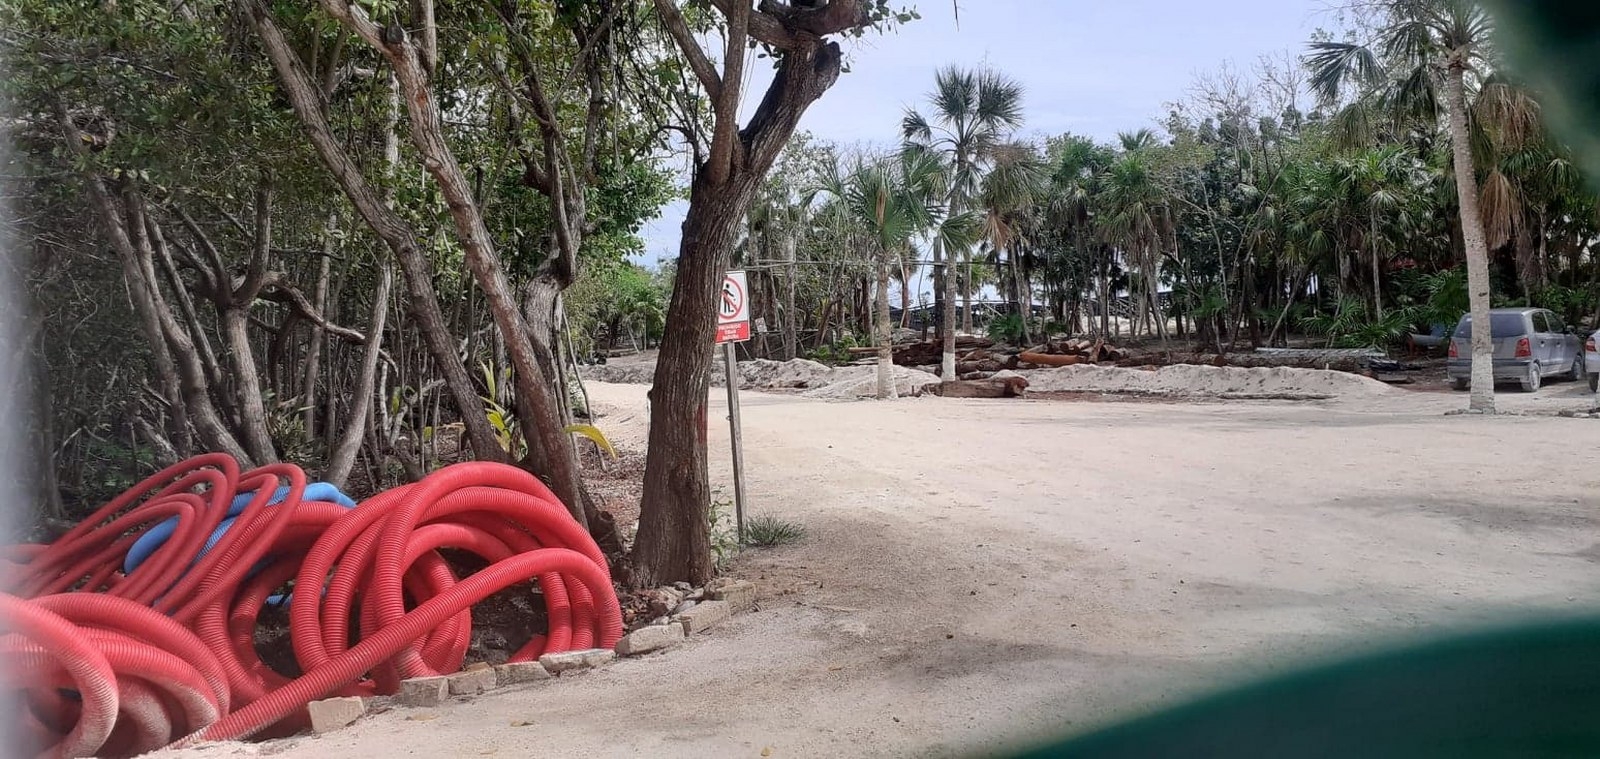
636,0,1334,270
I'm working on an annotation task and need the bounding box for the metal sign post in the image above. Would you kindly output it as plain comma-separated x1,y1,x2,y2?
715,271,751,542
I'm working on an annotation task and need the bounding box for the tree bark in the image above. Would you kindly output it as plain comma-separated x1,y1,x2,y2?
1370,213,1383,319
783,234,799,360
635,23,850,586
938,233,957,379
324,262,392,488
217,180,278,464
303,213,335,435
1445,64,1496,412
243,1,504,463
875,256,897,399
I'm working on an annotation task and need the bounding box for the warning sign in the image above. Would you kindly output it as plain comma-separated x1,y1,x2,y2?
716,270,751,344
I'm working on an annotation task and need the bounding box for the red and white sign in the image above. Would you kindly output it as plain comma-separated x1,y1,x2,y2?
715,270,751,344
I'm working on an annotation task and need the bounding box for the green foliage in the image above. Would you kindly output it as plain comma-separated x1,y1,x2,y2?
743,516,807,547
1300,298,1417,349
808,334,861,366
1532,284,1599,329
987,313,1026,344
707,497,740,571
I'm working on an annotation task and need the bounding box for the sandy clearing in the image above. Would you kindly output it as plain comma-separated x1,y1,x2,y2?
157,383,1600,759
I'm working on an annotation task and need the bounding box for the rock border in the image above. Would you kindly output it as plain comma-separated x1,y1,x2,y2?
303,578,761,735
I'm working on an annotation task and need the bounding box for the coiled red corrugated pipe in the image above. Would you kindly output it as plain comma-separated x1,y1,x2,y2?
0,455,621,758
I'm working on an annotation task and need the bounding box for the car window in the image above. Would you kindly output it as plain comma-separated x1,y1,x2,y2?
1546,312,1566,333
1455,314,1531,338
1532,312,1550,333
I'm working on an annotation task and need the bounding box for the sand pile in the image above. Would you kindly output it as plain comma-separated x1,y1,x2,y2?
581,362,656,385
1018,364,1395,400
583,357,936,399
801,365,940,400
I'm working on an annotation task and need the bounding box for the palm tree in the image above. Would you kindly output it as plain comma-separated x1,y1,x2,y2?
1098,140,1174,345
1308,0,1515,412
1320,146,1428,318
979,141,1048,344
903,65,1025,380
812,152,947,398
1043,135,1114,335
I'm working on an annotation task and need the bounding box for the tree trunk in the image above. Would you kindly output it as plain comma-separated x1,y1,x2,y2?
303,213,335,436
1370,214,1383,319
324,262,392,488
1011,244,1031,345
938,231,957,380
1445,64,1496,413
782,234,799,360
875,256,897,400
634,172,761,587
961,251,974,335
899,261,913,330
635,33,847,587
246,3,506,463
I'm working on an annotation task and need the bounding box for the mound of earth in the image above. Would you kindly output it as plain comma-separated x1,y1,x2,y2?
582,357,937,400
800,365,940,400
1017,364,1395,400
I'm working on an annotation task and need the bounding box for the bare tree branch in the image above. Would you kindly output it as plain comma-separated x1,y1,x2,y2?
707,0,748,185
652,0,723,100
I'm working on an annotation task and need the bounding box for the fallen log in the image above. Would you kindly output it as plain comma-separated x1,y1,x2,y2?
1018,351,1085,367
930,375,1029,398
1087,338,1105,363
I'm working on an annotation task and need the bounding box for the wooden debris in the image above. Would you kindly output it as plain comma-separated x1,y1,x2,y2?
1018,351,1084,367
931,376,1029,398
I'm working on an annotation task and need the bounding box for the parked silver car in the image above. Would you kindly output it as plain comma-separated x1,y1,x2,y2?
1447,307,1584,392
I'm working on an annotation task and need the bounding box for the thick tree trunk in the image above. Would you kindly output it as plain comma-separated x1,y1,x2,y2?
875,257,896,400
1446,65,1496,412
635,32,847,587
324,263,392,488
634,172,762,587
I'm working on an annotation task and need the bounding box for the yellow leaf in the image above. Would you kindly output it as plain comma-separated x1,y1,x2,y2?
564,424,617,459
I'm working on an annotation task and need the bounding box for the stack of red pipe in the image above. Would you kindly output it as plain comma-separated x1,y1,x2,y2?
0,454,622,758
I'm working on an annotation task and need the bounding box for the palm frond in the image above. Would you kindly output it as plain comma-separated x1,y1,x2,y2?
1478,168,1520,249
1305,41,1383,106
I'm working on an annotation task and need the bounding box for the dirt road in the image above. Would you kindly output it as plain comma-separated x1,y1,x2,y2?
162,382,1600,758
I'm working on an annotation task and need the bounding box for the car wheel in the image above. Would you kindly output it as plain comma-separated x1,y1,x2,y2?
1573,355,1587,382
1451,377,1469,391
1521,362,1542,392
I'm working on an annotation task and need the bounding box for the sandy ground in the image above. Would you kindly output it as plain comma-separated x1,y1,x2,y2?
158,377,1600,759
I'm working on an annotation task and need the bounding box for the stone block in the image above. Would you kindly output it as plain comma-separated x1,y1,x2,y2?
396,676,450,707
707,580,757,612
539,648,616,674
308,696,366,733
615,624,685,656
447,666,498,695
493,661,552,685
679,600,732,635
